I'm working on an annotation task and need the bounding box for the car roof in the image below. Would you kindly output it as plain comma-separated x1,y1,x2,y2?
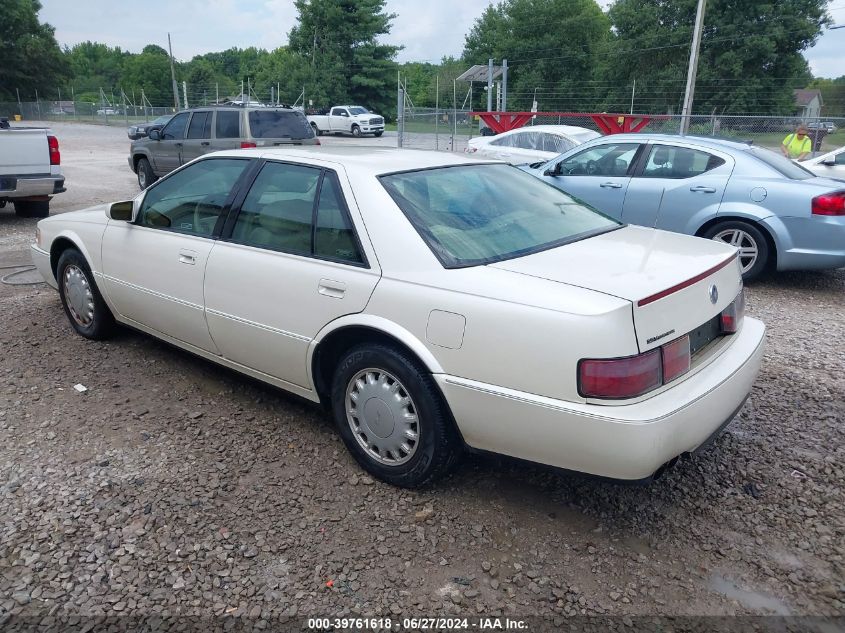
502,124,599,136
582,133,755,151
209,146,497,175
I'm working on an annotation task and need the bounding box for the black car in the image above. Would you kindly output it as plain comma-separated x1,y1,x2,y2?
127,114,174,140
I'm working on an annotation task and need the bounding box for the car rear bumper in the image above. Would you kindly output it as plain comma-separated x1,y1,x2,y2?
766,215,845,271
0,175,65,199
436,317,765,481
30,244,57,289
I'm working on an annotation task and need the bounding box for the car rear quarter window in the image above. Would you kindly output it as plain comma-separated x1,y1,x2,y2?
248,111,314,140
640,145,725,179
215,110,241,139
746,146,814,180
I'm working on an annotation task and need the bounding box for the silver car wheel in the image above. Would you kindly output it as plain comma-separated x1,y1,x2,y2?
138,167,148,189
345,368,420,466
63,264,95,327
712,228,759,274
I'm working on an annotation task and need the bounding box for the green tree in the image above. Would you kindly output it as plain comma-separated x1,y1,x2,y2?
0,0,68,101
807,76,845,117
602,0,830,115
462,0,610,111
64,41,128,95
287,0,400,114
121,50,174,106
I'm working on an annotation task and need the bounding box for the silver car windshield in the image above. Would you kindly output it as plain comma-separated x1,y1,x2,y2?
348,107,369,115
746,146,815,180
380,164,621,268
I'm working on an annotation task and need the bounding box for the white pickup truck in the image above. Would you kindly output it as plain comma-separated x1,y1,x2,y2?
0,118,65,217
307,106,384,137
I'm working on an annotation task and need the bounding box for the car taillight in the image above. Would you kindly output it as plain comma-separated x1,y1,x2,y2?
240,141,257,149
720,288,746,333
48,135,60,165
661,335,691,383
812,192,845,216
578,349,662,399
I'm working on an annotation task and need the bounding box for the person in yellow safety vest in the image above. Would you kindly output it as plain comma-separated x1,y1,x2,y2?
780,125,812,161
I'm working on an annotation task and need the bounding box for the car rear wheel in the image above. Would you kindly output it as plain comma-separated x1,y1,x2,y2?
57,249,115,340
137,157,157,190
13,200,49,218
704,221,769,281
331,343,461,487
311,122,322,136
351,124,361,137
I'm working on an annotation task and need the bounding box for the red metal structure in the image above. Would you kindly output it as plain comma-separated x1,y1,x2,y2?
468,112,668,135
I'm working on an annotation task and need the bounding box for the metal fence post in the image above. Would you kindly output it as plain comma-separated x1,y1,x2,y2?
397,73,404,149
434,75,439,151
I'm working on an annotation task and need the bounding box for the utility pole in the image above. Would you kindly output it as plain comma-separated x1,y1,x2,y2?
486,58,493,112
630,79,636,114
502,59,508,112
168,33,179,111
680,0,706,136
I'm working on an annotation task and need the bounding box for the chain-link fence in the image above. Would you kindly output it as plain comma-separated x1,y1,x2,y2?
1,101,175,127
398,105,845,157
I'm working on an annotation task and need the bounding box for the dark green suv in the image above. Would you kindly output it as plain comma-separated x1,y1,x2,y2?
128,105,319,189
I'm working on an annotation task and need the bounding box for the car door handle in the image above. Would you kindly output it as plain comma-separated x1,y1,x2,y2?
690,185,717,193
201,141,210,146
318,279,346,298
175,142,183,147
600,182,623,189
179,249,197,265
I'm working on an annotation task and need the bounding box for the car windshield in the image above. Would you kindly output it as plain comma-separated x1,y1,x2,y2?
348,107,369,115
746,146,815,180
248,110,314,139
380,164,621,268
152,115,172,125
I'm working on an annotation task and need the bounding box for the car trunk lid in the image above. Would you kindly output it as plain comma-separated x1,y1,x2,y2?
488,225,742,352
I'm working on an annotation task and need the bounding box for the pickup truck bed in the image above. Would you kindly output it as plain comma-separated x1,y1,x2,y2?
0,121,65,217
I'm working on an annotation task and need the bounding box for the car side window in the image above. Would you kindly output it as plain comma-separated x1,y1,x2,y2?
231,162,320,255
215,110,240,139
544,134,574,154
558,143,640,177
314,173,364,264
138,159,249,236
490,134,514,147
161,112,189,140
640,145,725,179
187,112,211,139
835,151,845,165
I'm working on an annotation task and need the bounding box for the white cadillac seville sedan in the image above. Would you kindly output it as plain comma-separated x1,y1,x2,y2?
31,147,765,487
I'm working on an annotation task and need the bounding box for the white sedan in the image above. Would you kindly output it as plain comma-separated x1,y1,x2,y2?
800,145,845,179
466,125,601,164
31,148,765,487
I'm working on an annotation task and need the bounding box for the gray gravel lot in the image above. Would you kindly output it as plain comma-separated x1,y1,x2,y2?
0,121,843,626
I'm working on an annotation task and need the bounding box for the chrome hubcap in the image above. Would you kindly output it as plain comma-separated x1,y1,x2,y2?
345,368,420,465
63,265,94,327
712,229,758,273
138,168,147,188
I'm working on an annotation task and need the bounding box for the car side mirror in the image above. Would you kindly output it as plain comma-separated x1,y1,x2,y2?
107,200,135,222
821,159,836,166
148,129,161,141
543,164,560,177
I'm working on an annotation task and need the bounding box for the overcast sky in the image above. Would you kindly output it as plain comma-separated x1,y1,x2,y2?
38,0,845,78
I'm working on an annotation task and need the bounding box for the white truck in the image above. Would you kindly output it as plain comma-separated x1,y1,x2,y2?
307,105,384,137
0,118,65,217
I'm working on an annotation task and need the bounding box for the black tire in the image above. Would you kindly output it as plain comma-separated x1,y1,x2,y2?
14,200,49,218
702,220,770,282
331,343,462,488
57,249,116,340
136,157,157,190
373,131,383,137
311,122,322,136
351,124,362,138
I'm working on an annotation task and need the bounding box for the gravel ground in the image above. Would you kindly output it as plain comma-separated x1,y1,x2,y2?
0,122,843,628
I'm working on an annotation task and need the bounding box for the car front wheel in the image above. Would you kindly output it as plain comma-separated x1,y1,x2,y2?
137,157,157,190
703,221,770,281
351,124,361,137
331,343,461,487
57,249,115,340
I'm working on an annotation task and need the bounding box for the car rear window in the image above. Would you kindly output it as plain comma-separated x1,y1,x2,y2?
248,110,314,139
380,164,620,268
746,146,814,180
